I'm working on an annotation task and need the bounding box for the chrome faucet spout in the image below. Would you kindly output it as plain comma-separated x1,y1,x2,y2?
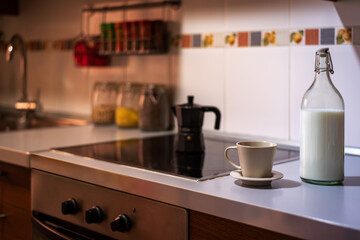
7,34,28,102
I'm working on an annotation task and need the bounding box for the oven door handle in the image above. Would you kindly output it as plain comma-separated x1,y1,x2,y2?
32,215,96,240
32,215,72,240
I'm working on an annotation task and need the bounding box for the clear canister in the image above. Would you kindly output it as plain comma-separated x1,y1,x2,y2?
139,84,170,131
92,82,118,124
116,82,142,128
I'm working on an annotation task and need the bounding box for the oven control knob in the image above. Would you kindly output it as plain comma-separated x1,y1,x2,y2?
110,214,131,232
85,206,103,224
61,198,79,215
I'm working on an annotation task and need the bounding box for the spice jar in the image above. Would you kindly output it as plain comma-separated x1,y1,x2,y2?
115,22,124,53
116,82,142,128
130,21,140,52
139,84,170,131
100,23,108,53
123,22,132,53
151,20,167,52
92,82,118,124
107,23,115,53
139,20,151,53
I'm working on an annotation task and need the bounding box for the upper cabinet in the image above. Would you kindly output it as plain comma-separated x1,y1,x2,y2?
0,0,19,15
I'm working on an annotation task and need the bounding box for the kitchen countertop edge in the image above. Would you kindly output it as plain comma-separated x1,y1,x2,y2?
31,150,360,240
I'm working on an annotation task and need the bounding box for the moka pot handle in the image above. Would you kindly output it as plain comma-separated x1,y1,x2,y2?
201,106,221,130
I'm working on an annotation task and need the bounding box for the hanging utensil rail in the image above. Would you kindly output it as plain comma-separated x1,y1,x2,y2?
82,0,181,13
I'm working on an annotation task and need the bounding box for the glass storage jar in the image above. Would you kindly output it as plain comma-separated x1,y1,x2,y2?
92,82,118,124
116,82,142,128
139,84,170,131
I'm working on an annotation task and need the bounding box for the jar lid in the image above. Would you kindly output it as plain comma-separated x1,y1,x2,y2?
142,83,166,90
94,82,118,90
141,84,167,98
119,82,143,91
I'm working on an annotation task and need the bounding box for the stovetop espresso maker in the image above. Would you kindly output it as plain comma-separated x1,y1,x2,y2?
172,96,221,152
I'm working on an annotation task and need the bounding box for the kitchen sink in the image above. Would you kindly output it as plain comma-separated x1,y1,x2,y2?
0,109,89,132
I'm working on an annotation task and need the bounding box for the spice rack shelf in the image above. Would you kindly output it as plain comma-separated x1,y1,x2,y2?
76,0,180,66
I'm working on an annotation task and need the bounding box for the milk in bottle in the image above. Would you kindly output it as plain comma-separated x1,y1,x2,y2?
300,48,345,185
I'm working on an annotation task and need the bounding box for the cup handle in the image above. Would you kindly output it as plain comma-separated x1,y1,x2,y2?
224,146,241,169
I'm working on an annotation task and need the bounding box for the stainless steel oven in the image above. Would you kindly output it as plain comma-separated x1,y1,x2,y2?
31,170,188,240
31,134,299,239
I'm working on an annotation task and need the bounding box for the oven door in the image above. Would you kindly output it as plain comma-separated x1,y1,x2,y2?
32,211,115,240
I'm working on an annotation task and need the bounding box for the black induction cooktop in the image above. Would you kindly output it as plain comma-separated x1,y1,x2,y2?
54,134,299,181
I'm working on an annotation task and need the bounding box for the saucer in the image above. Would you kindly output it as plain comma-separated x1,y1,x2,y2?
230,170,284,187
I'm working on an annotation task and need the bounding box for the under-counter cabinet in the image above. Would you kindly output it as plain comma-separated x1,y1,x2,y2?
189,210,300,240
0,161,31,240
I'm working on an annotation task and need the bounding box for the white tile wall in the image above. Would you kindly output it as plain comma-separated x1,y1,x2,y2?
1,0,360,147
27,51,91,115
290,0,341,28
225,47,289,139
330,46,360,147
176,49,225,130
226,0,290,31
289,46,316,143
181,0,225,33
0,52,20,105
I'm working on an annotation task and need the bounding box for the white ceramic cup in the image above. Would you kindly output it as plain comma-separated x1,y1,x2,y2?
224,141,277,178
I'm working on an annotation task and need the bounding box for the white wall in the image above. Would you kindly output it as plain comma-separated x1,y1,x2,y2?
177,0,360,148
1,0,360,148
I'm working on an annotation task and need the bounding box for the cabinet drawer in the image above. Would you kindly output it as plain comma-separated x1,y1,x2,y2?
0,203,31,240
0,161,30,189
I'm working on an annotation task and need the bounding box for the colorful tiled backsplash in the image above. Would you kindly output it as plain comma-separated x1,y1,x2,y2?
1,26,359,52
180,26,360,48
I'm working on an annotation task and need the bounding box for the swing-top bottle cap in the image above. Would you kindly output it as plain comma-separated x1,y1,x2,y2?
315,48,334,74
316,48,330,55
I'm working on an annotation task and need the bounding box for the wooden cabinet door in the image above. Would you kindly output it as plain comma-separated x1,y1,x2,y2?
0,161,31,240
0,161,30,189
0,203,31,240
189,210,300,240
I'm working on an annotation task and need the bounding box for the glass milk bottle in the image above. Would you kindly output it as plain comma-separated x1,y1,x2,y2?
300,48,345,185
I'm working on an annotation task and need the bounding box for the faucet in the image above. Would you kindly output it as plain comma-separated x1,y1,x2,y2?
6,34,38,128
6,34,37,112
